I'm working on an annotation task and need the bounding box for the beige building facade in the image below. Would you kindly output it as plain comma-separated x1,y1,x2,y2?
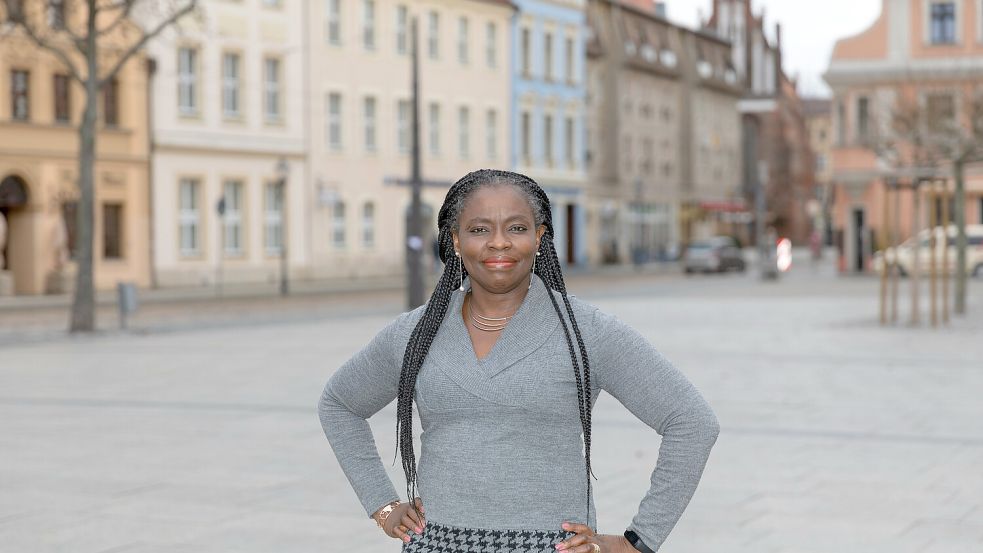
585,0,741,264
307,0,514,279
0,14,151,295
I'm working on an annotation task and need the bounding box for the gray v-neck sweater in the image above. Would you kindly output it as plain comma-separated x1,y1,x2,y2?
317,275,719,551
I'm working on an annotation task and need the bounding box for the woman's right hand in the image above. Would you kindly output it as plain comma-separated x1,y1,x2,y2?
379,498,426,543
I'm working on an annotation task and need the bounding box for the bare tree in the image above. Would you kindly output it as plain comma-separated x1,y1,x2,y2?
872,85,983,318
1,0,196,332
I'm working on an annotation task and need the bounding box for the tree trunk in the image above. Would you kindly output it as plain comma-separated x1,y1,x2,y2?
70,54,99,332
954,157,967,315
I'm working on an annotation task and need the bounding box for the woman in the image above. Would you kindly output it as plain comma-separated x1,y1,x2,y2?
318,170,719,553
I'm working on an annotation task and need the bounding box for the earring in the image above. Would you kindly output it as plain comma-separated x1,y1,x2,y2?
528,250,541,290
456,251,465,291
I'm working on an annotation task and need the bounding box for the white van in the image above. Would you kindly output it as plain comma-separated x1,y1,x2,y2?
872,224,983,277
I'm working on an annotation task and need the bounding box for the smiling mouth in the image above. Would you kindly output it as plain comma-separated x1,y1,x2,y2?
482,257,518,267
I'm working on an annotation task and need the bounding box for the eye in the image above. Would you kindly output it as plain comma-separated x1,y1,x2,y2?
469,227,488,234
509,225,528,232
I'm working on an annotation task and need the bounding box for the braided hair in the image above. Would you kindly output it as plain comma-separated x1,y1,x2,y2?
394,169,595,521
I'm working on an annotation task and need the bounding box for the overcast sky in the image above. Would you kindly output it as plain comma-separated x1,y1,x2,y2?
668,0,883,98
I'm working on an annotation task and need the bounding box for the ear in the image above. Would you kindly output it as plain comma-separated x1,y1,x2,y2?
535,225,546,248
451,230,460,254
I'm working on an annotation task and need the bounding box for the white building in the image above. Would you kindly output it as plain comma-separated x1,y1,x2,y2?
306,0,515,280
142,0,308,288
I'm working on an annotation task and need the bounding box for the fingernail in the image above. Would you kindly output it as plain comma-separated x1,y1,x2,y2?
555,545,565,550
403,536,410,543
562,523,570,530
416,527,423,533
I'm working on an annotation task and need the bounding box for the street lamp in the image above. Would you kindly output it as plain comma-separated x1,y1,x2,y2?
276,157,289,297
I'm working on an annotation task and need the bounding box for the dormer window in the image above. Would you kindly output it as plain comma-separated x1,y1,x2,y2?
660,49,677,67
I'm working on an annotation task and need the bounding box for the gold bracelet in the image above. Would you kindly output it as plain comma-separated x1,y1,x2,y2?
374,500,401,529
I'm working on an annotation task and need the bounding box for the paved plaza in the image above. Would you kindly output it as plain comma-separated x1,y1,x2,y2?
1,266,982,553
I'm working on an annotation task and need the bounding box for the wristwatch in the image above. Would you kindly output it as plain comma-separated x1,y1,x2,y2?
373,500,401,529
623,529,657,553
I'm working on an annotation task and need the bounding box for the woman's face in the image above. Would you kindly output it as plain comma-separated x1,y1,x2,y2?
452,184,546,295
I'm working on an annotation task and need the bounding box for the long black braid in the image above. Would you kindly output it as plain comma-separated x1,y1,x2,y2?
394,169,595,522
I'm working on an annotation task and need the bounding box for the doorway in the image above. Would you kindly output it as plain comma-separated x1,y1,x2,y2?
851,207,866,272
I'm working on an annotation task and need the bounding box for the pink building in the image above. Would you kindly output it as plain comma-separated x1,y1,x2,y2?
825,0,983,272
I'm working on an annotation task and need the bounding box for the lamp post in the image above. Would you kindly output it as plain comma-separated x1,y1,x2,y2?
276,157,289,297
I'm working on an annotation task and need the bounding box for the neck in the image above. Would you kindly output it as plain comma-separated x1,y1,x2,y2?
466,278,532,317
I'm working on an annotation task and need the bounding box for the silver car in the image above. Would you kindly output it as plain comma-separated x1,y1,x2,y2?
683,237,746,274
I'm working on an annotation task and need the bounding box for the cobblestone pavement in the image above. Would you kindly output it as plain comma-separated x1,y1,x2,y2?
1,266,981,553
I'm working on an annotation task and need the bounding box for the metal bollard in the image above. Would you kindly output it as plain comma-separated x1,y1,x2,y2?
117,282,139,330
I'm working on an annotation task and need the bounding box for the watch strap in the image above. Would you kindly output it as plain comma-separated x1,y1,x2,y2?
623,529,657,553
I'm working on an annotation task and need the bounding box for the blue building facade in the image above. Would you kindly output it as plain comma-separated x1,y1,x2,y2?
510,0,588,266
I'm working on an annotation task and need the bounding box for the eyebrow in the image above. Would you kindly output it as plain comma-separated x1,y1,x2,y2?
464,215,532,226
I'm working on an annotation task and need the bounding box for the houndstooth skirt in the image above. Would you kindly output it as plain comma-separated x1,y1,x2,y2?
401,521,575,553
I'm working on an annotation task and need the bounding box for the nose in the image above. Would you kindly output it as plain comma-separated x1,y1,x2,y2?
488,227,511,250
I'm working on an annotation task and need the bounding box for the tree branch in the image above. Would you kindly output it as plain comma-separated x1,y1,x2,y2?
4,5,85,84
99,0,196,86
95,0,135,38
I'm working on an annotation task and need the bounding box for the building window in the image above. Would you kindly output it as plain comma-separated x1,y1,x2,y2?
362,202,375,247
362,0,375,50
486,109,497,160
926,92,956,133
623,136,632,172
48,0,65,28
428,11,440,60
641,137,653,174
544,32,554,81
458,106,470,159
177,47,197,116
544,114,554,166
332,200,346,248
565,117,575,166
930,2,957,44
102,78,119,127
326,0,341,45
262,0,281,7
222,52,241,118
816,153,827,172
565,36,575,83
521,28,531,76
264,58,281,123
222,180,244,256
11,70,29,121
178,178,200,257
327,92,342,150
486,22,497,68
396,5,408,55
265,182,284,255
397,99,410,153
102,203,123,260
53,73,70,123
458,17,469,64
521,111,531,163
857,96,870,142
363,96,377,151
428,102,440,155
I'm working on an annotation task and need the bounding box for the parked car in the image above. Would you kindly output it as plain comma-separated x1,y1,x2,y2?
683,237,746,274
872,224,983,277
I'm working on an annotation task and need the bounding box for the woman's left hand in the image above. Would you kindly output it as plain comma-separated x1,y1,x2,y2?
555,522,637,552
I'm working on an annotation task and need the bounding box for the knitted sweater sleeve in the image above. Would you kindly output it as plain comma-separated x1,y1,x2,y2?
589,308,720,551
316,312,410,518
